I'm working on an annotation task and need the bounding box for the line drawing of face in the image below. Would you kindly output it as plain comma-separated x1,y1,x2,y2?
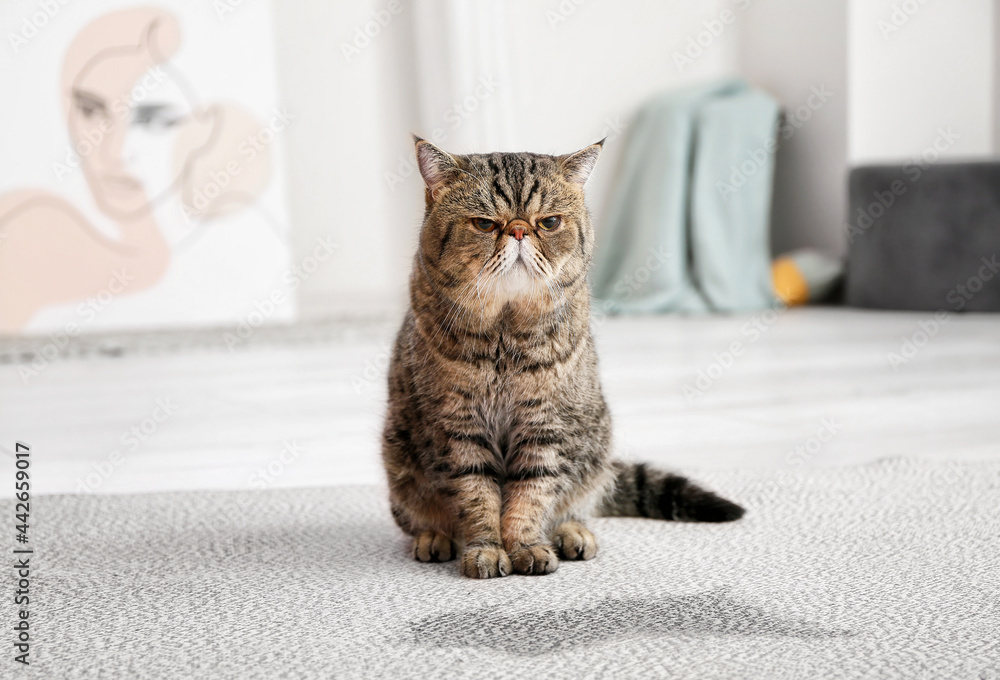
121,65,198,203
0,7,277,334
61,8,276,227
64,13,180,219
64,14,222,221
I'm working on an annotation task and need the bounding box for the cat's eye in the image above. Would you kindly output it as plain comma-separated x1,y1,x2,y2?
538,216,561,231
472,218,499,232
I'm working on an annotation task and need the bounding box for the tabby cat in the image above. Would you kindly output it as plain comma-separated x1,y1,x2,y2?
382,137,744,579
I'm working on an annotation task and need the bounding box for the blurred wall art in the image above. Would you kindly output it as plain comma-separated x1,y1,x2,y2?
0,1,295,335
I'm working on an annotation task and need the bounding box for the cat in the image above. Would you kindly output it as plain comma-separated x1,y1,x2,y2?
382,136,744,579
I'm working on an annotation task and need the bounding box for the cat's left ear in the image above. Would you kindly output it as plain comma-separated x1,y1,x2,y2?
414,135,460,201
559,139,604,186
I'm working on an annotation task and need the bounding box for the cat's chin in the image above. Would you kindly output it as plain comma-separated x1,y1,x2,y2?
493,262,549,303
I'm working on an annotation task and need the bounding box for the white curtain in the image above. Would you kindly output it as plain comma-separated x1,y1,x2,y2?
410,0,514,152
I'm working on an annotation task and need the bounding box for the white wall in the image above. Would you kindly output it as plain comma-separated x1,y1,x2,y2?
738,0,849,257
269,0,400,318
714,0,997,256
848,0,994,164
996,4,1000,153
496,0,739,252
272,0,739,319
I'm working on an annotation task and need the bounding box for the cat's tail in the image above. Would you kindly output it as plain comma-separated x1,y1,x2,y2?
598,460,745,522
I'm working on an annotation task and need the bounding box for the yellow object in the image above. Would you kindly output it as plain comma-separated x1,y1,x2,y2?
772,257,810,306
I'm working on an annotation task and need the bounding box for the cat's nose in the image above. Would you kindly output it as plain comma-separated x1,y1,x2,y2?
507,220,529,241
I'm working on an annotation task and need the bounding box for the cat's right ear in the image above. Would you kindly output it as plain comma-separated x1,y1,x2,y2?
414,135,460,202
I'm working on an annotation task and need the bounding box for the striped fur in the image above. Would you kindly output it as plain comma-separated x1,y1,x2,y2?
602,461,745,523
382,137,744,579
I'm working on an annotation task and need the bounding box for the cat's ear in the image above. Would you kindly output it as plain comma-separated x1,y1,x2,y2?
559,139,604,186
414,135,460,201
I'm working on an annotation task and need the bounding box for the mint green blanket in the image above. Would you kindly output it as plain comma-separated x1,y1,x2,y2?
591,79,780,314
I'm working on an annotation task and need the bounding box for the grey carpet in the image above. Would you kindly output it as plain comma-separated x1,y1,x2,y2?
4,458,999,679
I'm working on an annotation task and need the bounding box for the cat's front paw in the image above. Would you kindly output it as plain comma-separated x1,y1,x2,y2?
412,530,455,563
553,521,598,560
508,543,559,575
460,544,511,579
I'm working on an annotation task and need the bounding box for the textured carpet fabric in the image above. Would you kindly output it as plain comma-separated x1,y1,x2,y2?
4,458,999,679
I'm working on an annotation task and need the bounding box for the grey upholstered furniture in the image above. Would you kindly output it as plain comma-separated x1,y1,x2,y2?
846,162,1000,312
